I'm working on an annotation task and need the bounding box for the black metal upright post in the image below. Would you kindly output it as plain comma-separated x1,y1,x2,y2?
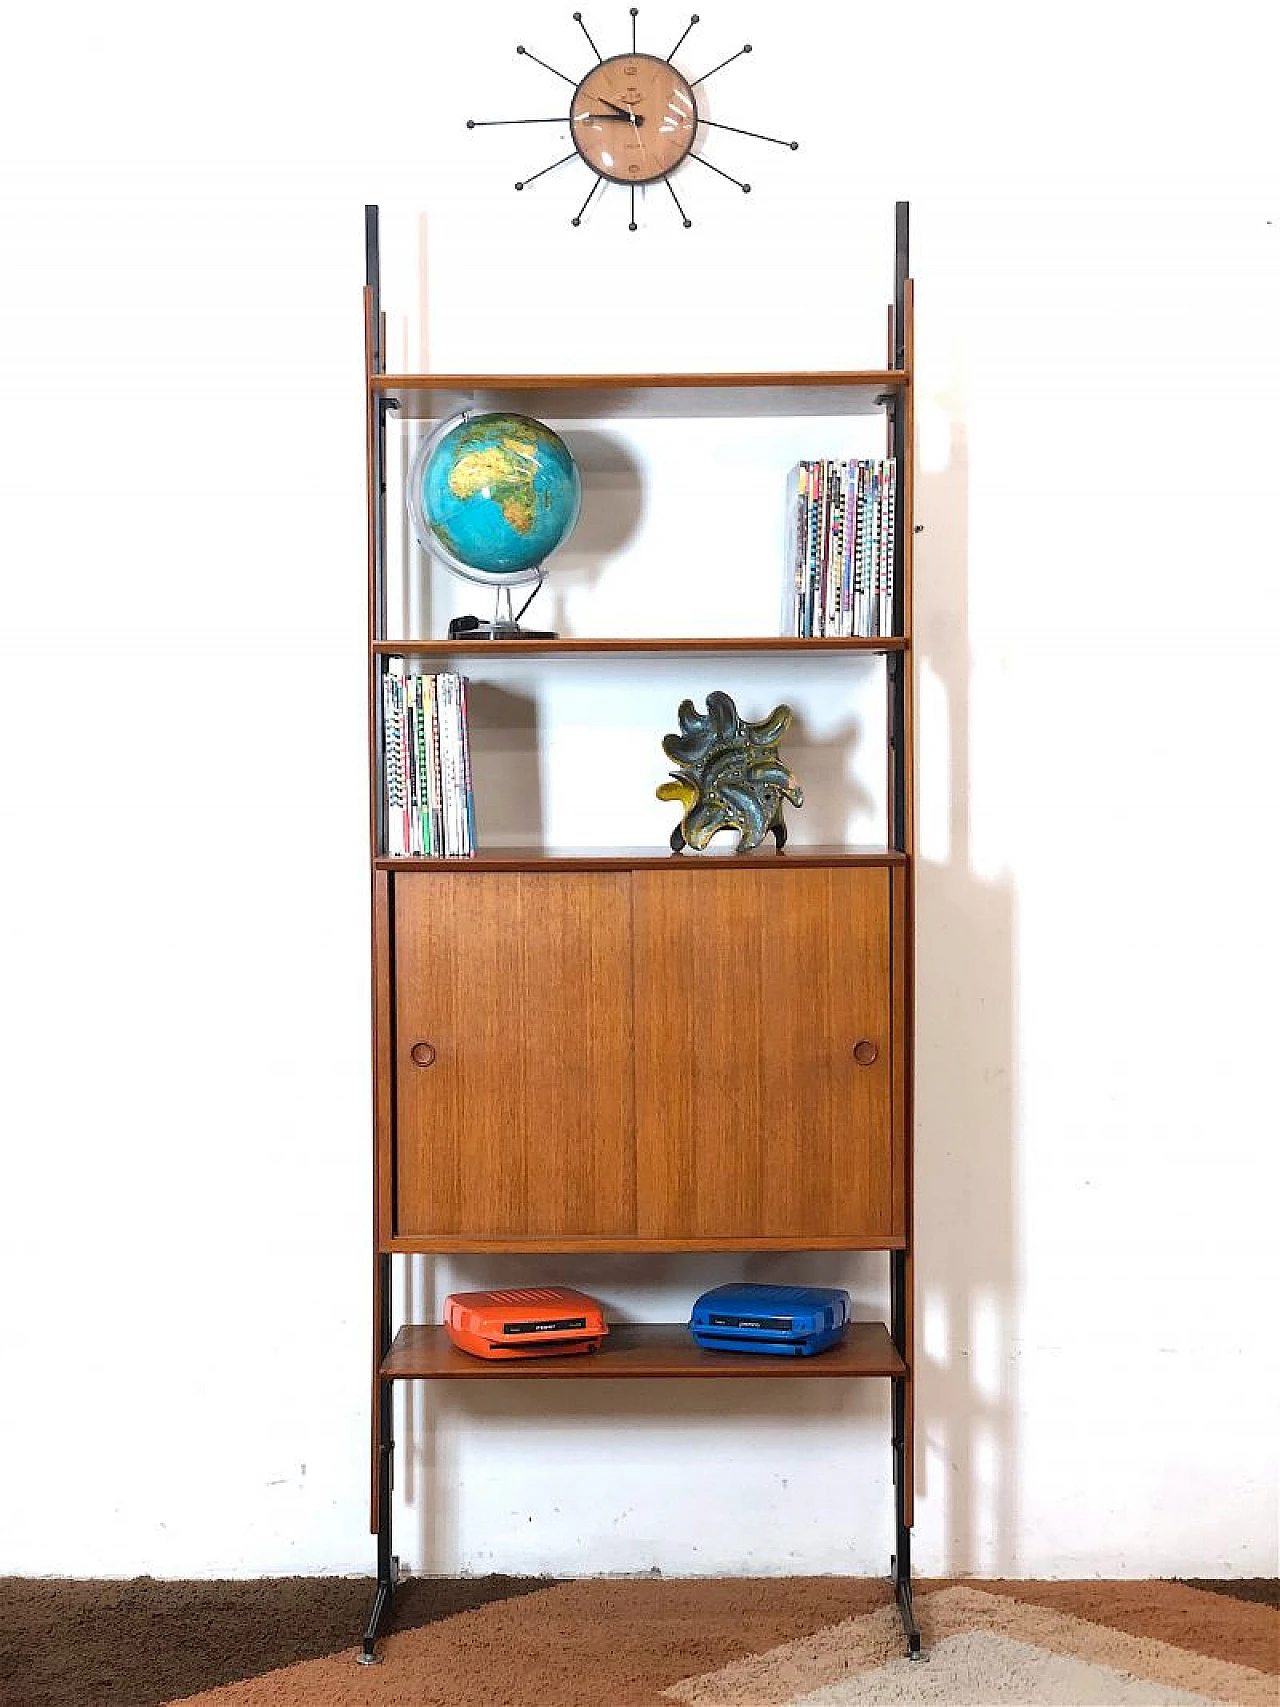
359,204,399,1667
887,199,920,1659
891,1249,920,1656
360,1255,397,1663
892,201,908,371
888,199,910,850
366,204,391,860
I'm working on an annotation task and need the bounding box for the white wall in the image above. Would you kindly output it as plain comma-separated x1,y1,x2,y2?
1,0,1276,1580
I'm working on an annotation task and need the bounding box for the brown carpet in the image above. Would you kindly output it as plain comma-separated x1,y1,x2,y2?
0,1576,1274,1707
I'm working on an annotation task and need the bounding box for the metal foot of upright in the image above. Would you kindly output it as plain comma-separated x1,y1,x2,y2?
360,1252,398,1662
891,1243,920,1658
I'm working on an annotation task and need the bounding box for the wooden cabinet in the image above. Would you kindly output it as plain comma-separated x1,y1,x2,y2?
390,863,899,1248
633,865,895,1243
360,201,920,1660
393,871,634,1241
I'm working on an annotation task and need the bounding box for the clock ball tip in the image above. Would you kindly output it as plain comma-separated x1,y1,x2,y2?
466,119,475,129
629,221,638,231
743,42,752,52
742,183,752,193
515,181,525,191
516,44,526,54
683,217,692,228
790,140,799,150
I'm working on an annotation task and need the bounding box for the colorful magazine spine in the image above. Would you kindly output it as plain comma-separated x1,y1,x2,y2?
381,662,475,858
869,462,882,636
803,459,821,637
412,674,432,855
880,458,897,636
782,457,898,640
787,463,808,636
382,658,409,858
839,461,855,636
458,676,477,854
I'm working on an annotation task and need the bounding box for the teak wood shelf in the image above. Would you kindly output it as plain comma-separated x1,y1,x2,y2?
360,202,919,1663
372,847,908,873
371,636,910,655
372,370,907,422
382,1323,907,1381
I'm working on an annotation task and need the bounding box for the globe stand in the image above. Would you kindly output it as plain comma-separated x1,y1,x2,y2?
409,413,579,643
446,575,557,642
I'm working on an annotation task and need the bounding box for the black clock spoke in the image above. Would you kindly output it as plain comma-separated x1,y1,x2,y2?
573,11,604,61
686,153,751,193
468,116,572,128
630,6,638,52
515,44,577,85
664,176,693,228
515,150,578,190
697,118,799,150
629,183,637,232
667,15,699,63
571,177,605,227
689,43,752,86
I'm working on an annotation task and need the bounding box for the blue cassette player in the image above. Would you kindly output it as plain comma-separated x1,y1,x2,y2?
688,1283,852,1357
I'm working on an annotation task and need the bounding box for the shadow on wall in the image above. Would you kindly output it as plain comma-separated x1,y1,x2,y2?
914,382,1020,1575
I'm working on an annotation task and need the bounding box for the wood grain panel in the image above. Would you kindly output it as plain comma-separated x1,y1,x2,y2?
633,867,894,1240
364,287,380,864
372,871,393,1248
382,1233,905,1254
890,864,908,1238
901,280,917,854
393,872,635,1239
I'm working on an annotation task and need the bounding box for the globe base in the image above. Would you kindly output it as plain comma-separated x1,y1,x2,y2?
444,575,557,642
447,613,559,642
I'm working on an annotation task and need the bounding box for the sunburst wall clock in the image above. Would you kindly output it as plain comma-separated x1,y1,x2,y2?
466,9,799,230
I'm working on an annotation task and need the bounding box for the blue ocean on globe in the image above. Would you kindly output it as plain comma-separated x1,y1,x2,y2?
420,412,581,577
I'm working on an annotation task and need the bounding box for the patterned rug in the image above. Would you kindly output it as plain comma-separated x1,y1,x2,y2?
2,1576,1275,1707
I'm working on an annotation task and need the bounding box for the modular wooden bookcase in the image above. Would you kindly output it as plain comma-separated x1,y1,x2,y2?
360,204,918,1662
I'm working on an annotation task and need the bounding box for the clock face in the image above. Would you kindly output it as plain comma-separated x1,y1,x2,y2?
570,53,697,186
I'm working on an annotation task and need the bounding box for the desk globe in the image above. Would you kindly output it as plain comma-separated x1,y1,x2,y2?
408,411,581,639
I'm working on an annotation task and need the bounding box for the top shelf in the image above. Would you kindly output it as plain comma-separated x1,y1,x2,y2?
371,370,908,421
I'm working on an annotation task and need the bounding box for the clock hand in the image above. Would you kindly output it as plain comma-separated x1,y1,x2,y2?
600,97,639,120
579,111,646,125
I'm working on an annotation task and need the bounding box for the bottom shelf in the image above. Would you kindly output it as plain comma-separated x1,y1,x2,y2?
381,1321,906,1379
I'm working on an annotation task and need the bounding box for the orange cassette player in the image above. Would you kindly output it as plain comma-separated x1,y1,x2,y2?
443,1288,609,1360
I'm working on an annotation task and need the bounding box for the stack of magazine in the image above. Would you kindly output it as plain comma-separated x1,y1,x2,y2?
382,658,475,857
786,458,897,638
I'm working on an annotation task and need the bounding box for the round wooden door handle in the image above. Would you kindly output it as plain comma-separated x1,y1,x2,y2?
409,1041,437,1068
852,1039,879,1066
